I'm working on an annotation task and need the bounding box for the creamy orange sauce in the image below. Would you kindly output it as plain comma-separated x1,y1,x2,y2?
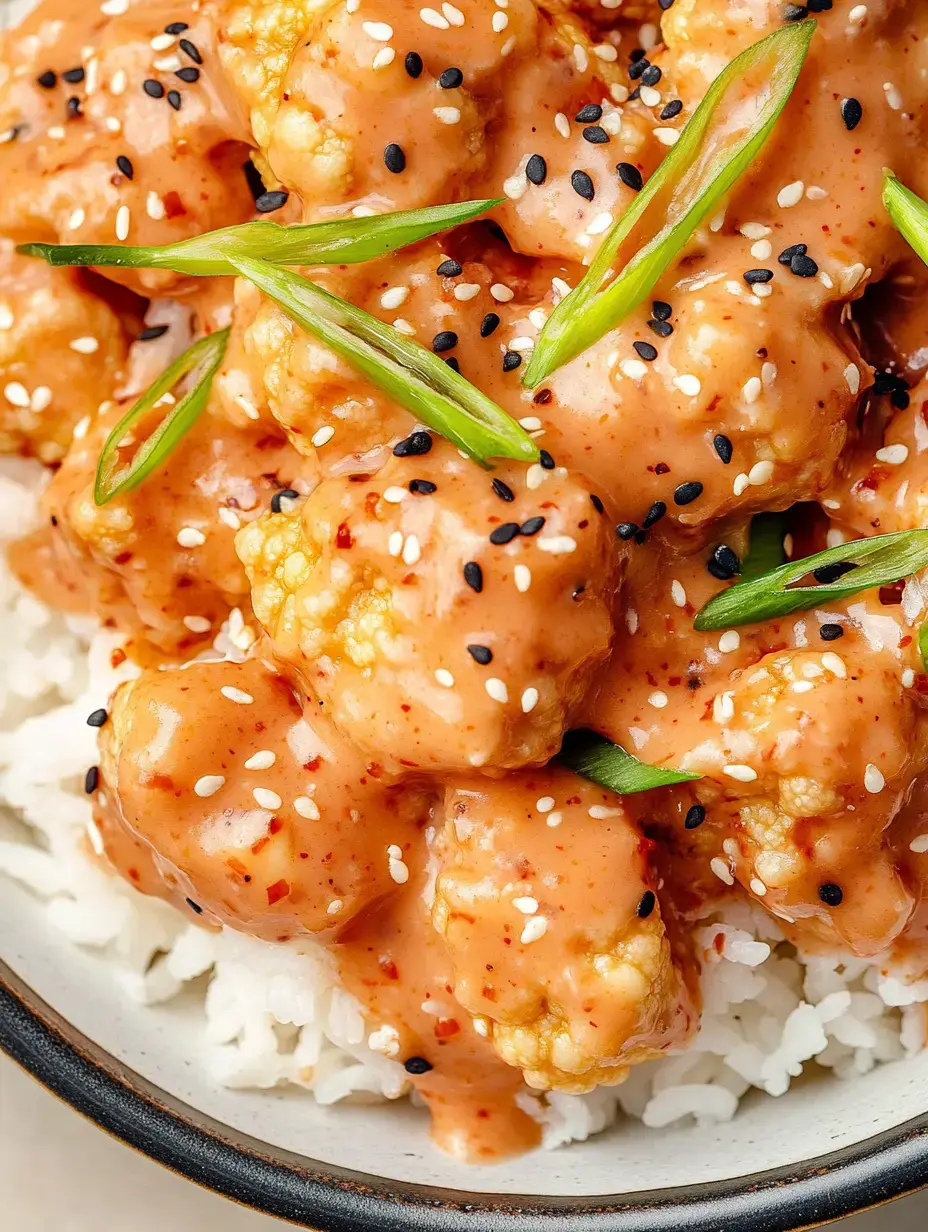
5,0,928,1163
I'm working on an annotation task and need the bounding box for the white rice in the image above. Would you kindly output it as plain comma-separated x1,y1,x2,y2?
1,459,927,1150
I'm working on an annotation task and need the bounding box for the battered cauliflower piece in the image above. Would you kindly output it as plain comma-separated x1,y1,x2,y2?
0,0,254,295
34,399,302,655
0,240,130,462
237,439,621,772
97,657,432,939
431,771,696,1091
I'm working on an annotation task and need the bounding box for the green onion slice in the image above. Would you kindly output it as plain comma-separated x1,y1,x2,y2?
560,729,700,794
523,21,815,386
19,199,500,277
227,255,538,466
694,529,928,630
883,171,928,267
94,328,229,506
740,511,789,582
919,621,928,672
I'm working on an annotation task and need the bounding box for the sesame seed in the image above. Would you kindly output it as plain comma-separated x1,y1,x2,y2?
382,486,407,504
435,668,455,687
642,501,666,529
723,764,757,782
520,915,547,944
383,143,406,173
70,336,99,354
670,579,687,607
748,460,774,486
143,78,164,98
674,480,703,506
463,561,483,592
115,205,130,240
486,678,509,703
616,162,643,192
546,811,563,828
183,615,211,633
4,382,29,408
490,283,514,302
245,750,276,770
86,708,109,728
819,623,844,641
492,10,508,29
221,686,254,705
536,796,555,813
312,425,335,448
194,774,225,798
673,374,701,397
648,690,668,709
177,527,206,548
710,857,735,886
294,796,320,820
909,835,928,854
420,7,450,27
521,687,539,713
582,125,609,145
620,358,648,380
661,99,683,120
389,854,410,884
818,882,844,907
876,443,908,464
718,630,740,653
750,878,768,897
252,787,282,810
514,564,532,592
637,890,656,918
841,97,863,130
409,479,437,495
777,181,805,208
654,128,679,146
570,170,595,201
363,19,393,38
502,351,522,372
713,691,735,723
743,268,774,286
513,896,538,914
536,535,576,554
372,47,396,68
684,804,705,830
178,38,202,64
555,112,571,139
633,340,658,362
864,764,885,793
176,66,200,82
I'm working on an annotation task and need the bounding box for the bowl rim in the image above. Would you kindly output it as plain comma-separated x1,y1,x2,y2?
1,958,927,1231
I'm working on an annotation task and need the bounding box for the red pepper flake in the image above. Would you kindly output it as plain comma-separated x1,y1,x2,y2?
267,878,290,905
434,1018,460,1039
110,647,127,668
380,959,399,980
303,756,321,772
336,521,353,549
879,582,904,606
269,816,284,835
654,462,670,475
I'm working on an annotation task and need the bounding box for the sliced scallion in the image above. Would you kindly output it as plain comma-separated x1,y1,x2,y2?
919,621,928,673
560,729,700,794
523,21,815,386
740,511,789,582
19,199,500,277
226,255,538,466
94,328,229,506
883,171,928,267
694,529,928,630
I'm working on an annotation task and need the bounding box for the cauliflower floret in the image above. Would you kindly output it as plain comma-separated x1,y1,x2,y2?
0,3,254,295
97,657,432,938
431,771,696,1091
0,241,130,462
237,439,621,772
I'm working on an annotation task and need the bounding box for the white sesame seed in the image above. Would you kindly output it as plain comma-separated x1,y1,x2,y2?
253,787,282,810
806,185,829,201
442,1,465,20
525,464,545,490
510,335,534,351
245,750,276,770
402,534,421,565
750,877,768,897
750,239,773,261
718,630,740,654
4,382,29,408
177,527,206,548
28,384,49,409
490,283,514,302
183,615,211,633
382,486,406,503
670,579,687,608
723,764,757,782
883,82,903,111
864,764,885,794
221,686,254,705
372,46,396,68
520,915,547,944
512,896,538,914
554,112,571,139
419,6,450,27
842,363,861,395
486,678,509,703
389,855,410,884
654,128,680,146
777,181,805,208
311,425,335,448
434,107,461,125
68,208,85,231
821,652,847,679
572,43,588,72
500,34,516,55
673,374,701,397
115,205,130,241
710,857,735,886
713,691,735,723
105,116,122,133
909,834,928,854
492,10,508,29
362,19,393,38
536,796,555,813
589,805,621,819
903,668,916,688
435,669,455,688
100,0,128,13
194,775,225,798
514,564,532,592
876,443,908,464
70,336,99,354
150,31,175,50
620,358,649,381
648,690,668,709
519,416,543,431
472,1016,489,1037
733,472,750,497
47,126,67,141
848,3,868,23
791,680,814,694
521,687,539,713
388,530,404,557
594,43,618,62
639,85,661,107
393,318,416,336
546,811,563,828
536,535,577,554
748,460,774,486
742,376,762,404
453,283,481,301
740,222,771,240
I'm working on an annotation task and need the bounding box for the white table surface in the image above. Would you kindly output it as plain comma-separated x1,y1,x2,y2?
1,1054,925,1231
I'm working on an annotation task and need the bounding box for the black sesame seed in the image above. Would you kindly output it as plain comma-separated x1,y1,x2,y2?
480,312,500,337
409,478,437,495
819,882,843,907
143,79,165,98
490,522,520,545
783,3,808,20
628,56,649,80
405,51,423,78
137,324,170,341
436,258,462,277
807,0,832,10
777,243,807,265
633,340,658,362
709,544,741,579
658,0,675,8
67,96,83,117
616,162,643,192
179,38,203,64
819,623,845,641
629,48,646,63
616,522,639,540
86,708,108,728
841,97,863,131
525,154,547,186
185,897,203,914
582,125,610,145
813,560,858,584
243,158,266,201
520,515,545,536
165,21,190,34
394,430,433,457
404,1056,433,1075
713,434,733,464
590,494,604,514
84,766,99,794
539,449,555,470
684,804,706,830
743,268,774,285
176,66,200,83
62,66,85,84
492,478,515,502
636,890,656,918
641,64,662,86
674,481,704,506
642,500,666,529
384,143,406,174
432,330,458,353
570,170,595,201
502,351,522,372
652,300,672,321
648,318,673,338
628,86,641,101
116,154,134,179
167,89,182,110
270,488,299,513
463,561,483,592
790,253,819,278
575,103,603,123
660,99,683,120
467,644,493,665
37,70,57,88
255,189,289,213
444,357,460,373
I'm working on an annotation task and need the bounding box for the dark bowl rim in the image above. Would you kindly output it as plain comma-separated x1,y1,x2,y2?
2,958,928,1231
